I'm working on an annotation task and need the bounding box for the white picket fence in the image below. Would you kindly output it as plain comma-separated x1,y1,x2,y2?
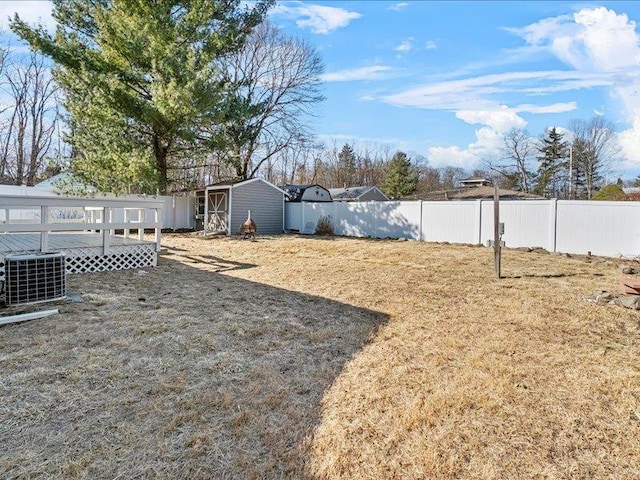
285,200,640,258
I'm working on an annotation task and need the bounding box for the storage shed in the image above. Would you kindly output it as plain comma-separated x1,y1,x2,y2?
199,178,285,235
282,184,332,202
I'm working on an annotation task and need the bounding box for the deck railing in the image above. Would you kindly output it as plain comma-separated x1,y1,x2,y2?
0,194,164,254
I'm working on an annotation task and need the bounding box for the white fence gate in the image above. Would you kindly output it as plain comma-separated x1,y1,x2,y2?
285,200,640,258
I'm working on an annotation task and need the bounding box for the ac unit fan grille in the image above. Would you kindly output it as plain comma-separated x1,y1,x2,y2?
5,253,66,306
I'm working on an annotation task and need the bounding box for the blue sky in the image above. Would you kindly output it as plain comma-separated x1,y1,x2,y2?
2,1,640,178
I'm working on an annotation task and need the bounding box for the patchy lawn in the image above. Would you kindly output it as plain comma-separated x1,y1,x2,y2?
1,233,639,479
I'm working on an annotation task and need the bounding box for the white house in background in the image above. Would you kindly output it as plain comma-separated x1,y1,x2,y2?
329,186,389,202
34,170,97,194
459,177,492,188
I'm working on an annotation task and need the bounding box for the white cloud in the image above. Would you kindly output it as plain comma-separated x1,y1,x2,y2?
428,125,505,168
426,108,526,168
508,6,640,165
384,7,640,167
320,65,392,82
508,7,640,72
381,70,608,111
456,107,526,134
394,38,413,53
619,111,640,164
573,8,640,71
424,104,574,170
504,15,576,52
271,2,361,34
553,126,574,140
388,3,409,11
0,1,54,32
515,102,577,114
425,40,438,50
427,145,477,168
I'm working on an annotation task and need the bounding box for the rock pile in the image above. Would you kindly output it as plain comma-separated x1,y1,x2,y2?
592,265,640,310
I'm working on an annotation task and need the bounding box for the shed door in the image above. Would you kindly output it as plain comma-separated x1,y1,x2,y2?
206,192,228,233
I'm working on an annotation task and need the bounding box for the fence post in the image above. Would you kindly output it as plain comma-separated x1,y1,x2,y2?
476,199,483,245
102,207,111,255
172,195,176,231
549,199,558,253
40,206,49,252
155,208,161,251
138,208,145,241
419,201,423,241
124,208,130,239
494,186,501,278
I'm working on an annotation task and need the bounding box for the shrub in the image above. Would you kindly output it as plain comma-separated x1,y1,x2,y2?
593,184,626,200
315,215,334,236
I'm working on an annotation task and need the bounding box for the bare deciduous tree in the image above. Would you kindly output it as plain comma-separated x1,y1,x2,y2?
215,21,324,180
484,128,535,192
493,128,535,192
0,51,59,185
570,117,618,199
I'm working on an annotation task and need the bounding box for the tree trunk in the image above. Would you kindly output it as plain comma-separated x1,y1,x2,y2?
153,135,169,194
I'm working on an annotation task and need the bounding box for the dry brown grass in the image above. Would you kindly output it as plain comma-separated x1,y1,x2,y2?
1,233,639,479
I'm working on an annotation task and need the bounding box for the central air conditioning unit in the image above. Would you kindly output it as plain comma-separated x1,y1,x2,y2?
4,252,66,306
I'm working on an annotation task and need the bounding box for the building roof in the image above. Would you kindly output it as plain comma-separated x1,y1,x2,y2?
460,176,491,183
417,186,544,201
34,170,97,193
203,177,286,194
328,186,388,201
281,184,331,202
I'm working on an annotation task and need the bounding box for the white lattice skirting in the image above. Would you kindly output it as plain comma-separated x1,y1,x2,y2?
0,244,157,282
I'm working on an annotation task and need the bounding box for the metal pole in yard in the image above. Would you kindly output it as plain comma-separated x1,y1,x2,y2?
494,184,501,278
568,145,573,199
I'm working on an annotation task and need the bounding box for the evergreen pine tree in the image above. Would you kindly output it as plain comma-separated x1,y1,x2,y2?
535,127,568,198
11,0,272,194
337,144,357,187
382,151,418,199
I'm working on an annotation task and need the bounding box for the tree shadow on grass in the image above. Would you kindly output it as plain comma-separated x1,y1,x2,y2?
505,272,577,279
0,255,388,479
179,254,256,271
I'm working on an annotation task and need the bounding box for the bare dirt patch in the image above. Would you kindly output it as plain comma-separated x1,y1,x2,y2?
1,233,639,479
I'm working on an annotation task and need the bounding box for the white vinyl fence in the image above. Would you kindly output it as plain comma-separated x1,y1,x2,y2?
286,200,640,258
0,184,196,230
6,183,640,257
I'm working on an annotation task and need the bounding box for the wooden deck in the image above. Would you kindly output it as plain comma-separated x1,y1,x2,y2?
0,232,158,279
0,194,163,279
0,232,154,255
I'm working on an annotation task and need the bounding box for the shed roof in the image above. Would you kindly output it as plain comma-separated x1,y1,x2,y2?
460,177,492,183
204,178,286,194
34,170,97,193
328,186,388,201
281,184,331,201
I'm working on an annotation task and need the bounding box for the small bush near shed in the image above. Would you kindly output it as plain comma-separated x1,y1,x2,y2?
315,215,334,235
